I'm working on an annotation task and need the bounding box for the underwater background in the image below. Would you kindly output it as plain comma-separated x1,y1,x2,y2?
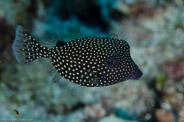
0,0,184,122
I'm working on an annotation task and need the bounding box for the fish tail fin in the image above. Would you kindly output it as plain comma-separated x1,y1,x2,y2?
12,25,51,64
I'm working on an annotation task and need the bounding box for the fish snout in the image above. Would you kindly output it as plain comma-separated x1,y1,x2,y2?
130,68,143,80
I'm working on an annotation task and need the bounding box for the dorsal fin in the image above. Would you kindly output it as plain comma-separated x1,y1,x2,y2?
39,32,64,48
56,40,67,47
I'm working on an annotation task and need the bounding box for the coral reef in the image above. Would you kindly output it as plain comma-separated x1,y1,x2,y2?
0,0,184,121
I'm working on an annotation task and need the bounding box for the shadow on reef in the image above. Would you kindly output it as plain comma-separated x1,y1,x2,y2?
44,0,109,32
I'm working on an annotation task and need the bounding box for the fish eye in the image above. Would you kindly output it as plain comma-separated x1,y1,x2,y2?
107,59,115,65
105,57,119,68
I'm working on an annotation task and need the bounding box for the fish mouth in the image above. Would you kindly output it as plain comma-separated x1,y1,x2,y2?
130,68,143,80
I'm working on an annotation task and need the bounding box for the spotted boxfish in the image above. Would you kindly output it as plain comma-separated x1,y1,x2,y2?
12,26,142,87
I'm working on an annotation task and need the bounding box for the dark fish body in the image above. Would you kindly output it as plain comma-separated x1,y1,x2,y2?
14,110,19,115
12,26,142,87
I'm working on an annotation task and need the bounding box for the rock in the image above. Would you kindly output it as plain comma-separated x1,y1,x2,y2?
155,108,174,122
99,115,138,122
178,106,184,122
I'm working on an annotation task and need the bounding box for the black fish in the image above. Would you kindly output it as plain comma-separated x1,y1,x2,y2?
14,110,19,115
12,26,142,87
